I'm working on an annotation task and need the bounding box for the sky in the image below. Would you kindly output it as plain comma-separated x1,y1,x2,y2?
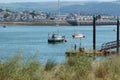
0,0,117,3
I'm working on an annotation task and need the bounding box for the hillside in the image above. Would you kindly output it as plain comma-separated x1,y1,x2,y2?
0,1,120,15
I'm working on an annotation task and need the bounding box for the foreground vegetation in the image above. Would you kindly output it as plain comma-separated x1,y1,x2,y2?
0,53,120,80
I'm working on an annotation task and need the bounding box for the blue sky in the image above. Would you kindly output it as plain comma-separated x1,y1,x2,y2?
0,0,116,3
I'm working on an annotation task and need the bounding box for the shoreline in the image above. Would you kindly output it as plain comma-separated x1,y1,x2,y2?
0,21,117,26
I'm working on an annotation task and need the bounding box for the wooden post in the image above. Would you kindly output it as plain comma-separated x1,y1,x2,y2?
117,18,119,54
80,38,82,49
93,15,96,59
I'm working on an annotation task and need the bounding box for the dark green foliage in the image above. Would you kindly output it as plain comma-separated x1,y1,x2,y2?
4,13,10,18
0,9,3,12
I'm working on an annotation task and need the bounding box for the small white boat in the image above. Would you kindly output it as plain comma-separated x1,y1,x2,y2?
72,33,85,39
48,0,67,43
48,34,66,43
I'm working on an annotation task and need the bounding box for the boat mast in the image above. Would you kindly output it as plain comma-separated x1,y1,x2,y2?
78,8,80,26
57,0,60,33
58,0,60,26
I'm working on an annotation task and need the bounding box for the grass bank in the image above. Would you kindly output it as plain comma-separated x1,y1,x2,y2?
0,53,120,80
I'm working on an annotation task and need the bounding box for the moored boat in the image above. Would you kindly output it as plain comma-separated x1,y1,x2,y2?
72,33,85,38
48,0,67,43
48,34,65,43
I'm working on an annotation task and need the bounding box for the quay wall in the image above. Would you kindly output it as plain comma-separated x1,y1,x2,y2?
0,21,118,26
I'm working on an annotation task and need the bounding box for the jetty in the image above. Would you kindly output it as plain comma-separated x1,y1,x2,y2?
101,40,120,50
65,48,116,57
66,15,120,57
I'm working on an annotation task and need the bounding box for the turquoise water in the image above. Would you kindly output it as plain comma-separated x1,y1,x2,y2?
0,25,117,63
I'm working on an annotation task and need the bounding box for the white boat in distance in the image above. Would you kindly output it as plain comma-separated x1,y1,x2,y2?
72,34,85,38
48,34,66,43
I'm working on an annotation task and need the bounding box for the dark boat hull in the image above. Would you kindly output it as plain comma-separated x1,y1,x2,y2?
48,39,64,43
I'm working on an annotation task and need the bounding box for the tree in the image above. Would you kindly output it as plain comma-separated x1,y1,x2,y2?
30,11,36,18
5,9,11,12
4,13,10,18
0,9,3,12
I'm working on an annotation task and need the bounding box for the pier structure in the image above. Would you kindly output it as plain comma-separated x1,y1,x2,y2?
65,15,120,57
101,40,120,50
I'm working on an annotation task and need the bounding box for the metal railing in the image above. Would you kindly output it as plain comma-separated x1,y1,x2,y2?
101,40,120,50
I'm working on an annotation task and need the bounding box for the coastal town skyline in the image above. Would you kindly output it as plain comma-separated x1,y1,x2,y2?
0,0,117,3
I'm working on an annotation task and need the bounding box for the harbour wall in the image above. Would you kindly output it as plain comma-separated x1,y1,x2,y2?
0,21,118,26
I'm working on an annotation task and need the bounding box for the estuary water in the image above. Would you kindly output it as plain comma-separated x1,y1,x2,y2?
0,25,117,63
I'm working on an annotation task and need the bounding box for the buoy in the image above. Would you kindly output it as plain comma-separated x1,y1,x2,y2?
65,39,67,42
83,35,85,38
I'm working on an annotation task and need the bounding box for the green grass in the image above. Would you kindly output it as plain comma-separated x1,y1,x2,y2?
92,54,120,80
44,59,57,71
0,54,41,80
0,52,120,80
56,54,92,80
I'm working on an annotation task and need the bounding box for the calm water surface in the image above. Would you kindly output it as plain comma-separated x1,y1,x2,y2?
0,25,116,63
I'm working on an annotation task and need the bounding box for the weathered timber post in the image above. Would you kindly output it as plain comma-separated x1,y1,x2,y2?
93,15,96,59
117,18,120,54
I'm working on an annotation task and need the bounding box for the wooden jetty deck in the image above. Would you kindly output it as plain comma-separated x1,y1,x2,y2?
65,49,116,57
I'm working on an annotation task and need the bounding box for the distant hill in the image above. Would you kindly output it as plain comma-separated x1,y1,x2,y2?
60,2,120,15
0,1,120,15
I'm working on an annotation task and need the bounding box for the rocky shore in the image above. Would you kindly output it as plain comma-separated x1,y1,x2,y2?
0,21,70,26
0,21,118,26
